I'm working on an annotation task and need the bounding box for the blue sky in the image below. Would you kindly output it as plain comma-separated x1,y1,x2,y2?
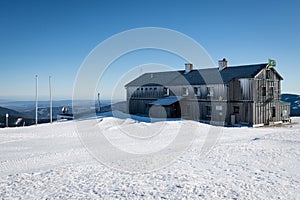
0,0,299,100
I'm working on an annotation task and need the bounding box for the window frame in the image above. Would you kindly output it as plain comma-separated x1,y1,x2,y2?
207,87,214,97
182,87,189,96
194,87,200,97
163,87,169,96
266,69,271,79
262,86,266,96
272,106,276,118
234,106,239,114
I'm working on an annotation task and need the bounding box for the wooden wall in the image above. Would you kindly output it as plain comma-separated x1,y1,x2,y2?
126,67,287,126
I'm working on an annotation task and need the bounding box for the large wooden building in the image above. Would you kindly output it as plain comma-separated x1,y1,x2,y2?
125,59,290,126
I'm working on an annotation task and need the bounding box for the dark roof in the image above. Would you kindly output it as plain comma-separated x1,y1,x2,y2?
125,63,272,87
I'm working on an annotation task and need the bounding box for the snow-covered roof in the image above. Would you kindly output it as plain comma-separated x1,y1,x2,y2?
148,96,185,106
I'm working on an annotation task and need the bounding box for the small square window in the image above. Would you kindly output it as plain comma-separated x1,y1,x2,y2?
163,87,169,96
234,106,239,114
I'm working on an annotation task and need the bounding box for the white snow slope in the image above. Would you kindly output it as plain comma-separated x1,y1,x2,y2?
0,114,299,199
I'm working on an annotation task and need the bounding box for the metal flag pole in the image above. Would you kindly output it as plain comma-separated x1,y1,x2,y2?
49,76,52,123
35,75,38,125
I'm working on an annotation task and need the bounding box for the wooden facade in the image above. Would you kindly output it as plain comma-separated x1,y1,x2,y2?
125,62,290,126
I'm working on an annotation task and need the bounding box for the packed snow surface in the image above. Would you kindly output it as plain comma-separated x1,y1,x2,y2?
0,113,299,199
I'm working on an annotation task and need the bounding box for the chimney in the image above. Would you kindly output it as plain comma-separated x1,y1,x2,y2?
185,63,193,73
218,58,227,71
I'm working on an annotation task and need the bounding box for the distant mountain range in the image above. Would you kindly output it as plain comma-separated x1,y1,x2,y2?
0,100,118,127
0,106,34,127
281,93,300,116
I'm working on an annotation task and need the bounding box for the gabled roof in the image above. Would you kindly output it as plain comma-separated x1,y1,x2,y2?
125,63,273,87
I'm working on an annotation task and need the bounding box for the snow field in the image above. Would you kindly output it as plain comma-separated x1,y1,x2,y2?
0,115,299,199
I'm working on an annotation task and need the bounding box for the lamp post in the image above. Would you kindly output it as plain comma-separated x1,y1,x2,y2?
6,113,8,128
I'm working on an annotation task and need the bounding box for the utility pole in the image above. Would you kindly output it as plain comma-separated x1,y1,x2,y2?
49,76,52,123
35,75,38,125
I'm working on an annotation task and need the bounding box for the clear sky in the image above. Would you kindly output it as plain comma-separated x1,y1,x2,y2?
0,0,299,101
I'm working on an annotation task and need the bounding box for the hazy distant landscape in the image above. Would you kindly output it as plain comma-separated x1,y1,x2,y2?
0,93,299,128
0,100,115,127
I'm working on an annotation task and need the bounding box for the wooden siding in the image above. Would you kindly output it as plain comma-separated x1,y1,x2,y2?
126,67,288,126
229,79,253,101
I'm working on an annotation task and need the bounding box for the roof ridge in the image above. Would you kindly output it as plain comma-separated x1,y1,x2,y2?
226,63,268,68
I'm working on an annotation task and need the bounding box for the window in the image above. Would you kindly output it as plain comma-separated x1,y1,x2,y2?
135,88,140,97
182,87,188,96
270,87,274,97
266,70,270,79
207,87,214,97
272,107,276,117
163,87,169,96
234,106,239,114
262,86,266,96
194,87,200,96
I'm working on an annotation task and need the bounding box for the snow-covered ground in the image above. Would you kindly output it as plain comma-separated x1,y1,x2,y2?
0,114,299,199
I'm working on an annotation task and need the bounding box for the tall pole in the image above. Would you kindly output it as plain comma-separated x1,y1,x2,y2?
97,92,101,113
49,76,52,123
6,113,8,128
35,75,38,125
